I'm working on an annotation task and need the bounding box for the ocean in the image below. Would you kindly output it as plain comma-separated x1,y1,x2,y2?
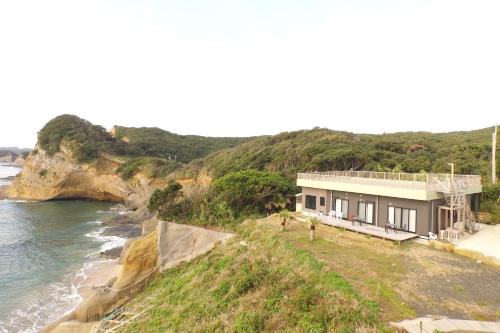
0,164,126,333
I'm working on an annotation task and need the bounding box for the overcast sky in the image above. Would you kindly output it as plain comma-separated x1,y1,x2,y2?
0,0,498,148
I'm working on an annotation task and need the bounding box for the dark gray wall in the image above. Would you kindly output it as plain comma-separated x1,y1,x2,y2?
301,187,437,236
378,196,432,235
331,190,377,223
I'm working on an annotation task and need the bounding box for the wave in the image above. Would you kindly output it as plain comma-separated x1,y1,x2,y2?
85,227,126,252
0,259,109,333
85,220,103,225
1,199,30,203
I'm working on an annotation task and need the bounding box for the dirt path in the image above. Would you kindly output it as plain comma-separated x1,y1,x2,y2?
258,216,500,321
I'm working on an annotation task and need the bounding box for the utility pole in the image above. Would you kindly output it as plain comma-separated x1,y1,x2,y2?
493,125,497,184
448,162,454,228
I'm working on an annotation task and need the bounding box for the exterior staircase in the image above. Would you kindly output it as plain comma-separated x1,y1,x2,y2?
432,175,475,235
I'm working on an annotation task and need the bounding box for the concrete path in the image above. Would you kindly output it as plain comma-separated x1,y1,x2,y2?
455,224,500,261
391,317,500,333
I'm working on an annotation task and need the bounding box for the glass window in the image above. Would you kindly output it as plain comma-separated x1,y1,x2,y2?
334,198,349,218
366,202,374,223
305,195,316,209
358,201,374,224
320,197,325,207
409,209,416,232
394,208,402,228
358,202,366,220
342,200,349,218
388,206,395,224
388,205,417,232
402,209,409,230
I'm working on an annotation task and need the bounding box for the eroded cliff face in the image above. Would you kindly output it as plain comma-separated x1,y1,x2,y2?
1,147,151,208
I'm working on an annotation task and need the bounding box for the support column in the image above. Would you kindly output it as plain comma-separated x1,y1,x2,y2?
437,207,441,234
446,210,449,229
474,193,479,222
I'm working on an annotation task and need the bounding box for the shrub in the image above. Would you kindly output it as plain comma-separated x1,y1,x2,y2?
212,169,297,214
148,180,183,214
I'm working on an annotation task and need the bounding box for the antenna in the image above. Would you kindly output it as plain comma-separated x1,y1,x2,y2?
493,125,497,184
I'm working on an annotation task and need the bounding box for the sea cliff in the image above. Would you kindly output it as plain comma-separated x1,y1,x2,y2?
1,147,150,208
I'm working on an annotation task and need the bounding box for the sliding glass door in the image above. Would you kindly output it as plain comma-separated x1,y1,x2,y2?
357,201,374,224
334,198,348,219
387,206,416,232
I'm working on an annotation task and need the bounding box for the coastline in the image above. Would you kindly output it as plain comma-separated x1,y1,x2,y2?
40,259,122,333
0,163,146,332
38,211,146,333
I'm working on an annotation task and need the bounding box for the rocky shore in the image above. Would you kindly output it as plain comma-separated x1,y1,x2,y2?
1,145,234,333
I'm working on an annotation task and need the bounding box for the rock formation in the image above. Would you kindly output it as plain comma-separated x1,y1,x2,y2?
1,146,151,208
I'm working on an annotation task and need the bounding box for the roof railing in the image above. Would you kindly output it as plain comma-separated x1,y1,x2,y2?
297,171,481,189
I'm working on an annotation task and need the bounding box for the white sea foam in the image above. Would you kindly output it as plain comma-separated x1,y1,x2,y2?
85,227,126,252
1,199,29,203
0,259,106,333
85,220,103,225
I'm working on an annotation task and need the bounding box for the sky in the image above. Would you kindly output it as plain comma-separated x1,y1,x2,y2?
0,0,498,148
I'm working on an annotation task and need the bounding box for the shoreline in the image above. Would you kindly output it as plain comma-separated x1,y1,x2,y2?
0,164,146,332
39,211,146,333
40,259,122,333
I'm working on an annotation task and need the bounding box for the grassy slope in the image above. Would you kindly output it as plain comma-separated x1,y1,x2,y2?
115,215,500,332
117,220,384,333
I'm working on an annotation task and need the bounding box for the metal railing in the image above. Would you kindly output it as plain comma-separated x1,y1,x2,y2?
297,171,481,191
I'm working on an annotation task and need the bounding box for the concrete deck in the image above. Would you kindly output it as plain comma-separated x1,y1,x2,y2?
455,224,500,261
391,317,500,333
317,215,419,243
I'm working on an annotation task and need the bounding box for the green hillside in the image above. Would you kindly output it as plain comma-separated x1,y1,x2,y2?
112,126,253,163
182,127,496,180
35,115,253,173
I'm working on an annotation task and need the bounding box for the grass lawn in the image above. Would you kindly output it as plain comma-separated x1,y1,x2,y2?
263,214,500,322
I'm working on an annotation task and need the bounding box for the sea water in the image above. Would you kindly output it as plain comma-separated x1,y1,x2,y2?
0,165,125,332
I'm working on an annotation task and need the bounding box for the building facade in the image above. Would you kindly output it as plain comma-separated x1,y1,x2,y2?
296,171,482,237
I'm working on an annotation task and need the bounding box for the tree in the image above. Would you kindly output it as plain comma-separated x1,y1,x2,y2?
147,180,183,220
212,170,296,214
278,209,291,231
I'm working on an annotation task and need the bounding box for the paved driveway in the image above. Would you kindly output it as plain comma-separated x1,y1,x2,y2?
455,224,500,260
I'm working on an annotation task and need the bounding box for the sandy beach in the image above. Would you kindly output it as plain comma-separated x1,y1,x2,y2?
41,259,122,333
78,260,122,299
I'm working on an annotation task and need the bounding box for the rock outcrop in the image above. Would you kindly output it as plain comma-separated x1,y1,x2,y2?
156,221,233,271
1,147,151,208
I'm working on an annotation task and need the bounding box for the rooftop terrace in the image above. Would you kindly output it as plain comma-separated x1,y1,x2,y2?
297,171,482,200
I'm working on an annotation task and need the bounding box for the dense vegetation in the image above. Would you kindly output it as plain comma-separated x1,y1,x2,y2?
117,157,181,180
35,115,252,174
112,126,252,163
148,170,297,227
183,127,497,180
37,115,123,162
480,184,500,222
118,221,382,332
176,127,498,222
213,170,297,213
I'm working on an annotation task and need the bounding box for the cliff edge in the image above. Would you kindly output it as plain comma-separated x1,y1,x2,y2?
1,147,150,208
